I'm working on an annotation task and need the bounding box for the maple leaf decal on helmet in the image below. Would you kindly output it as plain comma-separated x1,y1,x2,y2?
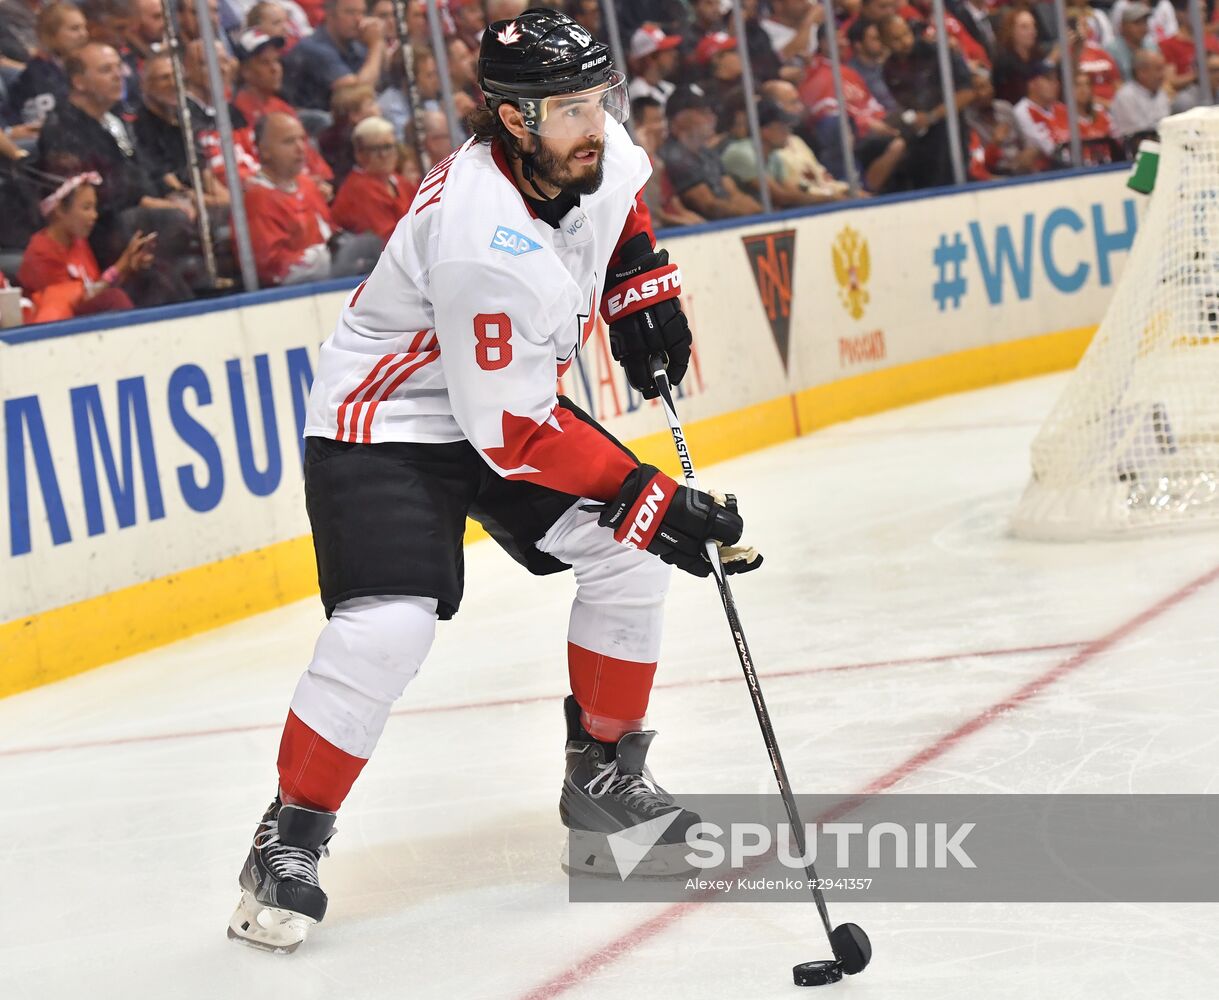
496,21,522,45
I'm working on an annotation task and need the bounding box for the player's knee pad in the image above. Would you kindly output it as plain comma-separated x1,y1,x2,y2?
574,538,672,610
291,595,438,757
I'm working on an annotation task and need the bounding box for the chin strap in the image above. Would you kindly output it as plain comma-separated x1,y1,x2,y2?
518,145,558,203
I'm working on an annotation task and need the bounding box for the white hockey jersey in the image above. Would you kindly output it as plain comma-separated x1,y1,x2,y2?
303,118,655,502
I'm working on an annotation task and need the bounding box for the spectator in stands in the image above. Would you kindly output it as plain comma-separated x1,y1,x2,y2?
1074,70,1119,164
450,0,487,55
132,53,230,207
244,111,333,285
902,0,990,71
233,28,290,124
319,80,379,184
1110,48,1170,144
847,18,898,112
178,0,224,46
0,0,41,70
126,0,166,66
285,0,387,111
722,97,849,206
1070,14,1120,107
80,0,147,114
246,0,311,52
660,83,763,219
758,76,817,151
37,40,196,295
1172,51,1219,112
1160,0,1219,93
231,26,334,187
567,0,603,39
419,108,454,167
17,171,153,322
1110,0,1177,43
715,0,775,85
631,94,704,227
446,36,481,110
840,0,896,45
759,0,823,74
182,38,263,184
694,32,744,110
964,69,1040,176
1013,61,1070,167
880,14,974,189
1071,2,1115,49
992,6,1053,104
368,0,399,57
378,47,441,139
628,23,682,108
681,0,728,75
1105,3,1158,82
800,24,907,191
9,3,90,126
948,0,998,64
330,115,416,243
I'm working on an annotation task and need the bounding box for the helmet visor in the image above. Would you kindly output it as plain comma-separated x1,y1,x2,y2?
518,71,629,139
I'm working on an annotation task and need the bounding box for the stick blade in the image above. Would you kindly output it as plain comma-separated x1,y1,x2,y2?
831,922,872,975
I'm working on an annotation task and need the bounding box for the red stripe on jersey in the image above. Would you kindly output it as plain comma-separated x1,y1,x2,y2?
277,709,368,812
567,642,657,726
337,331,429,442
358,348,441,443
335,353,399,441
481,405,636,500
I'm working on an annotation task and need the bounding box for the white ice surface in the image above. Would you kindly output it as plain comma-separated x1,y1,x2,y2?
3,373,1218,1000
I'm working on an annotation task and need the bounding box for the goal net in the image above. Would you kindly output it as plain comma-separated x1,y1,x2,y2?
1011,107,1219,540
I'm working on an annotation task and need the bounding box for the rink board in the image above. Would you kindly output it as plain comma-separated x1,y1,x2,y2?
0,166,1137,696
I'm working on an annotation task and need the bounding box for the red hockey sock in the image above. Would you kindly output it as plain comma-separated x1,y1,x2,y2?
276,710,368,812
567,641,657,741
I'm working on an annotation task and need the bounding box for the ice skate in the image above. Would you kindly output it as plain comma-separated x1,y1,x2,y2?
559,696,701,879
227,796,335,954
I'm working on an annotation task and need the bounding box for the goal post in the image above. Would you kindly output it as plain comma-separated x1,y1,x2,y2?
1011,108,1219,540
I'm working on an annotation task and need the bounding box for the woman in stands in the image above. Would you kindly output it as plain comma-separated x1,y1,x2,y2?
17,172,154,323
992,6,1056,105
7,2,89,127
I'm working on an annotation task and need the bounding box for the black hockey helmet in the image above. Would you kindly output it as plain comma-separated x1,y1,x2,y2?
478,7,627,134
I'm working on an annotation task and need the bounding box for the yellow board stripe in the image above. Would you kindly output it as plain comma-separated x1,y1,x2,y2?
0,325,1094,700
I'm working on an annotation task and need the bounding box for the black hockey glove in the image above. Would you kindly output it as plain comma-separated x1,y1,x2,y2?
598,464,762,578
601,234,692,400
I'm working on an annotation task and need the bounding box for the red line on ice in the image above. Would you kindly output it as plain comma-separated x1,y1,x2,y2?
0,643,1078,758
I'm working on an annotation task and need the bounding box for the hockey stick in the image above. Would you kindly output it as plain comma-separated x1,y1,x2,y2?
648,356,871,988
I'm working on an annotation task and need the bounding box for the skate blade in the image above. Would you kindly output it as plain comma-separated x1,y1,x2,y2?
561,830,698,880
227,890,316,954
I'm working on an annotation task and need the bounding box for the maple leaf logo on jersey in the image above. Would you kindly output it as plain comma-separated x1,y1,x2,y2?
496,21,522,45
483,410,564,478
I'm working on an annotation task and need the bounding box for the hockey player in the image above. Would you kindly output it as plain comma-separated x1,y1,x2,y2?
228,7,761,953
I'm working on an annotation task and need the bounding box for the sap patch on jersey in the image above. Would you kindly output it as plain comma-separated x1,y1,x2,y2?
490,226,543,257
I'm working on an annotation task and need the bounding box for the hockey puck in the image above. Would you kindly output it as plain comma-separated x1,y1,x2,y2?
792,960,843,987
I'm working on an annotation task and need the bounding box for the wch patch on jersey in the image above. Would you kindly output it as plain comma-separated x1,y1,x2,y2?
490,226,542,257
